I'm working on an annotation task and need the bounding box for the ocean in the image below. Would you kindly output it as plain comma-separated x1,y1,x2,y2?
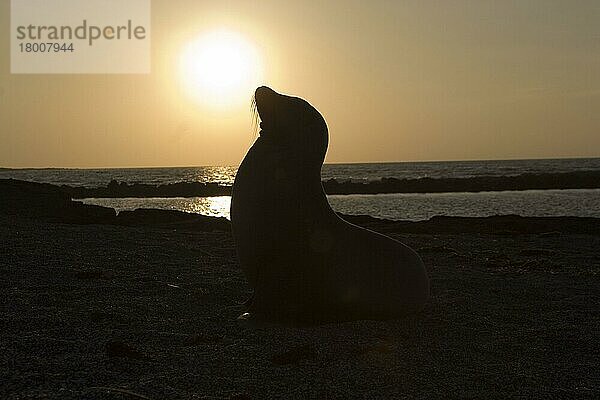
2,158,599,221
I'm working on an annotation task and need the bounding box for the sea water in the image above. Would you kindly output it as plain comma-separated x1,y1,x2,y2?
2,158,599,221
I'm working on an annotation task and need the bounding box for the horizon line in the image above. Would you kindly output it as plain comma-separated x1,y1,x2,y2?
1,155,599,170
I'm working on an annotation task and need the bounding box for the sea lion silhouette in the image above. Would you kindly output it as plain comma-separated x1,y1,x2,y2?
231,86,429,323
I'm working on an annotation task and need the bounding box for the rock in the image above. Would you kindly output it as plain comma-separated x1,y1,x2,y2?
0,179,116,224
340,213,600,235
323,170,600,194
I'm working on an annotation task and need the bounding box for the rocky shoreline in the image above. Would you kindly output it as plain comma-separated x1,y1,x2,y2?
2,178,599,235
3,169,596,199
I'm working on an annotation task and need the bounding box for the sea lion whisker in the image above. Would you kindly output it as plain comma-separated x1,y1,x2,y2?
250,95,259,138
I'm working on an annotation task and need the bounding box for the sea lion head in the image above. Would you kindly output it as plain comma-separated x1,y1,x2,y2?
253,86,328,165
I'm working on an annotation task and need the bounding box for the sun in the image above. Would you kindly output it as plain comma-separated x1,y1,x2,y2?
179,30,263,109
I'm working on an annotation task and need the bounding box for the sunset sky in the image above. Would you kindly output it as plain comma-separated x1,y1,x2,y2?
1,0,599,168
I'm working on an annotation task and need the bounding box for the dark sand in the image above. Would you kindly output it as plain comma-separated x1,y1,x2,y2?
1,215,598,399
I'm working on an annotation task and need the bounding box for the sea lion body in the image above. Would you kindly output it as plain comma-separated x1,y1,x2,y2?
231,87,429,322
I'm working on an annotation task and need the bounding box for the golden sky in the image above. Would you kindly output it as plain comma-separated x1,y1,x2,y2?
1,0,599,168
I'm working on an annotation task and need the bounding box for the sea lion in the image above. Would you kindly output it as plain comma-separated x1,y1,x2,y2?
231,86,429,323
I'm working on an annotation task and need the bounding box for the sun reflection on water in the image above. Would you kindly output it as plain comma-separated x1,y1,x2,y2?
181,196,231,218
82,196,232,220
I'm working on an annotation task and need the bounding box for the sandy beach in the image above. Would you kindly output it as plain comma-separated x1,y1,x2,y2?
2,211,598,399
